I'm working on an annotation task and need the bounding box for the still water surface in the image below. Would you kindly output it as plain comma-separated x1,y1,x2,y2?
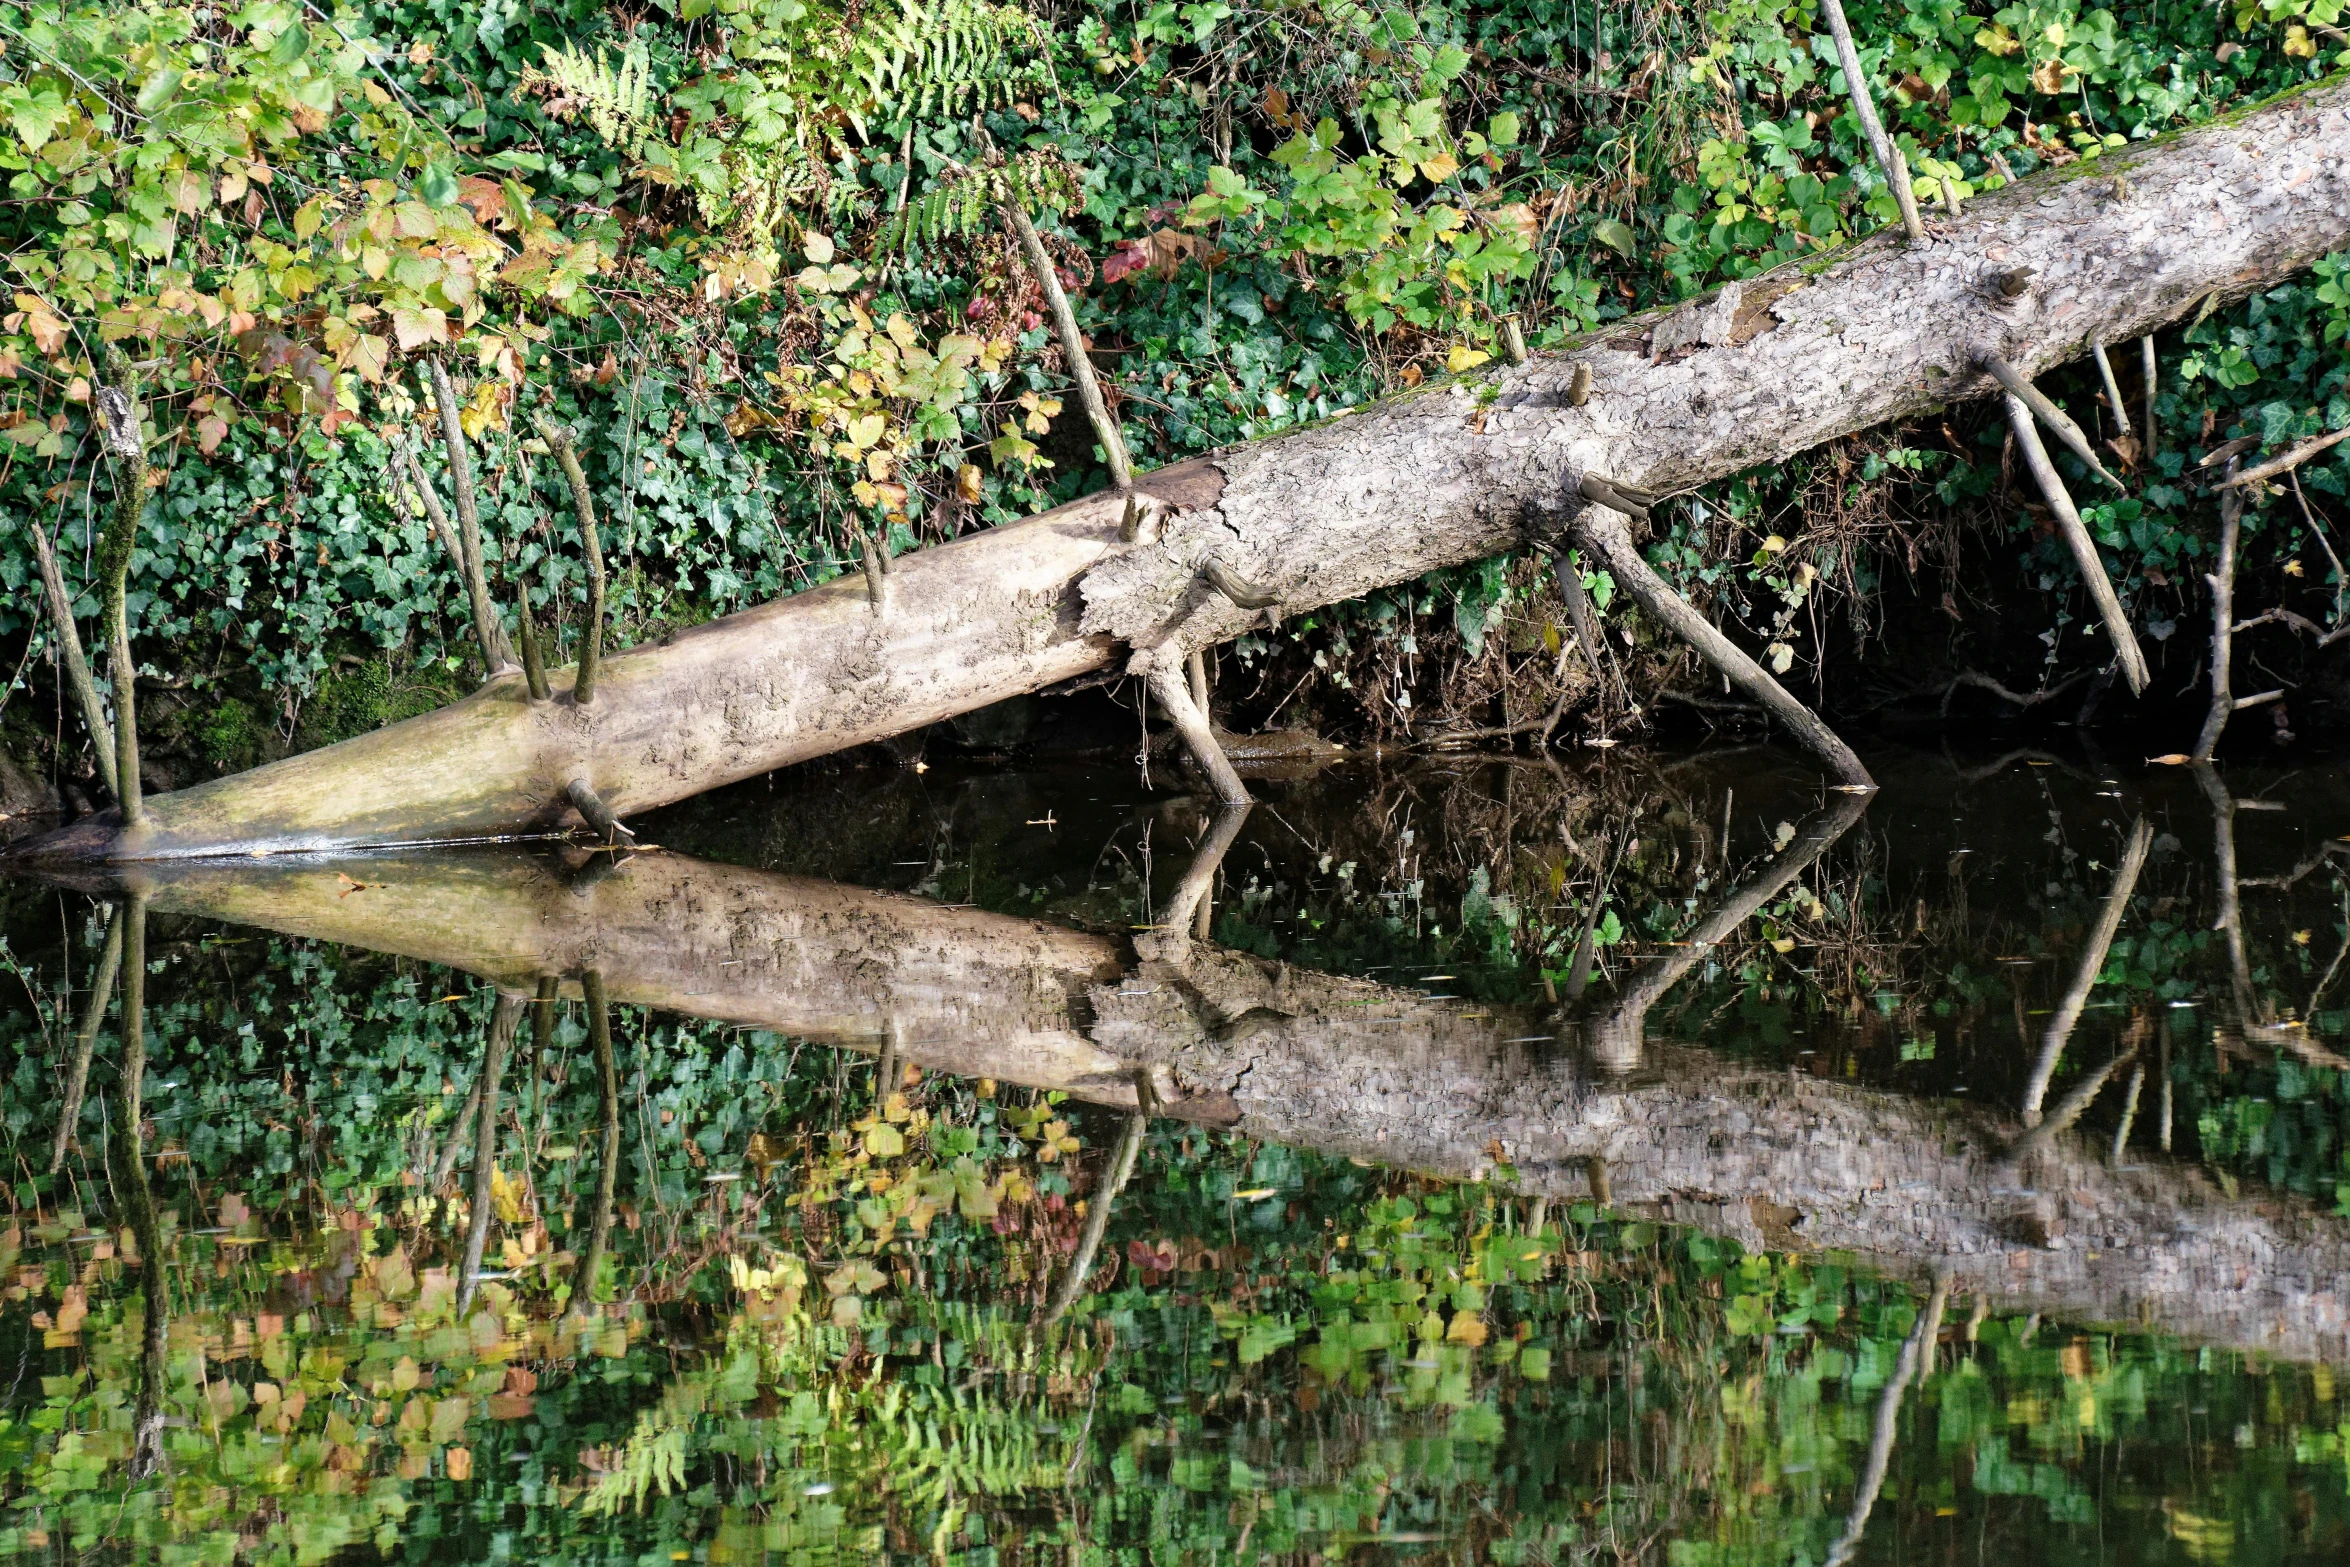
4,745,2350,1563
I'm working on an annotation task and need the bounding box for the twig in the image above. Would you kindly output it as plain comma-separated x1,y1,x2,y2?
573,972,619,1316
2140,336,2158,456
2216,423,2350,490
1822,1272,1949,1567
1147,663,1250,805
1939,667,2092,717
458,993,523,1310
1006,203,1133,490
2003,393,2148,695
565,778,638,847
47,906,122,1173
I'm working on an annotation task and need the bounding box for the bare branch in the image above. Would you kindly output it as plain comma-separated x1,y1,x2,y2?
2002,393,2149,695
427,357,519,678
27,521,116,798
1984,355,2125,489
2216,423,2350,490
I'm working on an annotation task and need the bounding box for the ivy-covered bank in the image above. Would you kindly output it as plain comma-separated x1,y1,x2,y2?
4,0,2350,799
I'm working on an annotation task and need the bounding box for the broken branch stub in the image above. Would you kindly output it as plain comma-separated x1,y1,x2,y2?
2001,392,2149,696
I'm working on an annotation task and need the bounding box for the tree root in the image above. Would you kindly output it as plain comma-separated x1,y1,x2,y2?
2002,393,2149,695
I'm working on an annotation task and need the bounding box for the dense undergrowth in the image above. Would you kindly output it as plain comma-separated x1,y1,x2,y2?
4,0,2350,796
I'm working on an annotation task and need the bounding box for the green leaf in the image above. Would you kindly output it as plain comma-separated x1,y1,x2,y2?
269,22,311,65
419,163,461,208
1590,218,1637,258
137,68,186,115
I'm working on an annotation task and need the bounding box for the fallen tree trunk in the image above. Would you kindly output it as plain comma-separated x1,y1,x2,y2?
76,829,2350,1363
21,77,2350,861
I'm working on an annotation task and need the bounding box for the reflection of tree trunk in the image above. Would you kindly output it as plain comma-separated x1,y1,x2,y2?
459,994,524,1310
1136,805,1251,964
1822,1273,1949,1567
31,80,2350,862
110,896,167,1479
574,970,620,1316
2021,818,2151,1127
1041,1113,1148,1327
50,906,123,1173
104,834,2350,1362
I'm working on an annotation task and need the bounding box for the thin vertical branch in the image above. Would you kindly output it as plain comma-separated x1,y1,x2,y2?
94,349,147,825
426,357,519,677
1822,1273,1949,1567
27,521,116,798
535,416,608,703
1816,0,1924,243
2091,342,2133,439
2193,459,2244,762
2002,393,2148,696
1148,662,1250,805
1007,201,1134,490
2140,335,2158,456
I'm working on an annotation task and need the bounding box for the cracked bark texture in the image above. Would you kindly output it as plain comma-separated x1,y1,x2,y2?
20,79,2350,863
80,837,2350,1365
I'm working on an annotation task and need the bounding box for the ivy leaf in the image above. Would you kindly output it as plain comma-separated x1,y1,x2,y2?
1590,219,1637,258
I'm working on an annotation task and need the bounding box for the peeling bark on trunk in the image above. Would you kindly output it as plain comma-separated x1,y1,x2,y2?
81,834,2350,1364
22,80,2350,861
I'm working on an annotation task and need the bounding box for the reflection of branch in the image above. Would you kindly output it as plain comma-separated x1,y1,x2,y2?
2012,1047,2139,1164
1136,804,1251,963
459,993,524,1310
1823,1272,1949,1567
1040,1113,1148,1326
111,896,168,1480
49,905,122,1173
1574,792,1870,1073
2021,818,2152,1126
574,971,621,1317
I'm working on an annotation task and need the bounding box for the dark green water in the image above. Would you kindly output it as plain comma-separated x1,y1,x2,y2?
5,744,2350,1564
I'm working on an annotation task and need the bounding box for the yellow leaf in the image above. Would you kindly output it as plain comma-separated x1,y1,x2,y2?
446,1446,474,1481
1446,1310,1488,1345
2285,24,2317,56
1446,343,1491,373
886,312,919,348
804,232,836,264
1760,534,1788,554
1418,151,1460,184
957,462,984,503
1770,937,1797,953
2285,558,2305,577
845,413,886,450
293,196,327,241
2146,753,2192,766
1975,24,2022,55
